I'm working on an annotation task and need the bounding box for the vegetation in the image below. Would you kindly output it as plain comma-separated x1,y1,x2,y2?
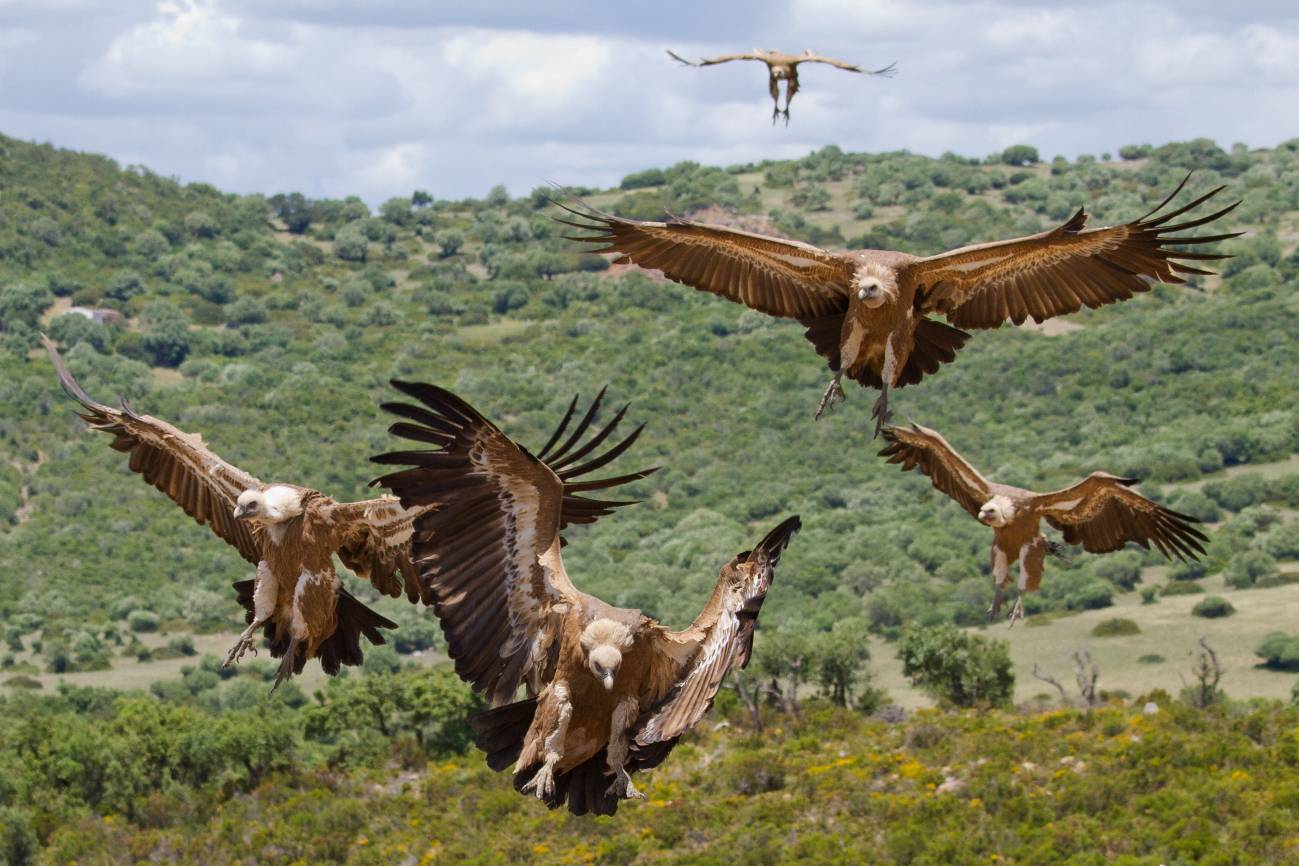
1193,596,1237,618
1092,617,1141,636
2,132,1299,859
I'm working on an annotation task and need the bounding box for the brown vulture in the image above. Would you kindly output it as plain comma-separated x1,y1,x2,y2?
559,174,1239,436
371,381,801,814
880,423,1208,624
667,48,896,124
43,336,430,686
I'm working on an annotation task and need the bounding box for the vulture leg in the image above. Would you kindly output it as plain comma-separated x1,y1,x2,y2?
870,386,891,439
987,545,1010,621
1007,594,1025,628
521,682,571,800
222,619,264,668
815,371,845,420
769,73,780,125
605,698,647,800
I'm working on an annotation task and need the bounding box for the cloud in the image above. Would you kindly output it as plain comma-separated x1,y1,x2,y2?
0,0,1295,203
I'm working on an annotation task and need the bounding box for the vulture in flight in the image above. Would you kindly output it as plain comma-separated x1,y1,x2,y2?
667,48,896,124
43,337,430,686
560,174,1239,436
372,381,801,815
879,423,1208,624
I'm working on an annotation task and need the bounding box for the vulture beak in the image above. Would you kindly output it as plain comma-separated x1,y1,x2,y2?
601,674,615,691
233,503,251,520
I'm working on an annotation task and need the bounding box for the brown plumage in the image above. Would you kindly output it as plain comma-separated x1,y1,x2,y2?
879,423,1208,624
372,381,800,815
560,174,1240,436
43,337,430,686
667,48,896,124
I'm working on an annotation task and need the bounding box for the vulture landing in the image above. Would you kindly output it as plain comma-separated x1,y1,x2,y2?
880,423,1208,625
559,174,1240,437
372,382,801,814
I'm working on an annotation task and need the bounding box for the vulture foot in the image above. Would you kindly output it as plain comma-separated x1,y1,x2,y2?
870,387,893,439
222,633,258,668
1007,595,1025,628
522,762,557,800
986,588,1005,622
607,768,646,801
815,375,846,420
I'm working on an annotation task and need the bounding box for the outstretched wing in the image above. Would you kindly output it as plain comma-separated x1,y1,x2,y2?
906,175,1241,329
878,424,992,518
558,202,854,319
798,55,897,76
632,516,801,753
667,50,766,67
371,383,657,705
42,336,263,564
326,497,433,604
1032,473,1208,561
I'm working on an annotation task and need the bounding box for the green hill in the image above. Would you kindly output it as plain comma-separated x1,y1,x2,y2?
2,132,1299,862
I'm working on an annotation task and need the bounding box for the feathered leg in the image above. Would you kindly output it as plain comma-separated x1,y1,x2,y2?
521,682,571,800
988,545,1010,621
605,697,647,800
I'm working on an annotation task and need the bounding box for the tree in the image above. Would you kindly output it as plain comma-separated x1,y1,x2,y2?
1000,144,1040,166
485,184,510,207
434,230,464,259
898,624,1014,707
812,619,872,707
271,192,313,233
183,210,219,239
0,282,54,332
333,223,370,263
140,301,191,367
379,197,413,226
411,189,433,208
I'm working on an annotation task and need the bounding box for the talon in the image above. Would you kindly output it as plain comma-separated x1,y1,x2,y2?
222,635,257,668
1007,596,1025,628
815,376,846,420
606,769,645,800
522,763,556,800
870,389,893,439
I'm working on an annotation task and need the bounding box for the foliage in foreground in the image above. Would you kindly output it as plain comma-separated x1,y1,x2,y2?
14,691,1299,865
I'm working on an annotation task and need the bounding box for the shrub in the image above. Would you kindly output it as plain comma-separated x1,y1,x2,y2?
1192,596,1236,618
167,635,198,656
127,610,160,633
1000,144,1039,165
1066,581,1113,610
333,223,370,262
1225,549,1278,589
1092,618,1141,637
1170,559,1209,581
1140,586,1158,605
1256,632,1299,670
1138,654,1165,664
225,296,268,326
1161,581,1204,596
434,230,465,259
898,624,1014,707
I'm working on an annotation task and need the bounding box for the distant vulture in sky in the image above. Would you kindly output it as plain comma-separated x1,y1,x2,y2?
44,337,430,686
879,423,1207,624
667,48,896,124
560,175,1239,435
372,382,801,815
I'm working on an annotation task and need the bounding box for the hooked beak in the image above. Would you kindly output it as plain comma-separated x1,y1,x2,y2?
601,674,615,691
233,504,249,520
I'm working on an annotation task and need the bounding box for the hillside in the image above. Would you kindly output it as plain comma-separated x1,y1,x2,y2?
3,132,1299,863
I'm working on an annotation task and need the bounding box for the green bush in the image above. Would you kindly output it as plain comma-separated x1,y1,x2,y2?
1256,632,1299,670
1161,581,1204,596
898,624,1013,708
1192,596,1236,618
1092,618,1141,637
127,610,160,633
1137,654,1165,664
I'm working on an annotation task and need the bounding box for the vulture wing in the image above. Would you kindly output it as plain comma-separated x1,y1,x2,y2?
1032,473,1208,561
799,55,897,76
371,383,657,705
905,175,1241,329
326,497,433,604
878,424,993,519
631,516,801,758
668,50,767,67
43,336,264,564
557,202,855,320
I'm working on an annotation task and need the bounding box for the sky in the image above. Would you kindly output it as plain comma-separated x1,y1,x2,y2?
1,0,1297,204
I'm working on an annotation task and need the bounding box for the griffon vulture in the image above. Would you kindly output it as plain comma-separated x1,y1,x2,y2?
667,48,896,124
43,337,430,686
879,423,1208,624
559,175,1239,436
371,381,801,815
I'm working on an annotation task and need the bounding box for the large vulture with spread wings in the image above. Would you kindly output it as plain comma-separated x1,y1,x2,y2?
372,381,801,815
879,423,1208,624
561,175,1239,436
43,337,430,686
667,48,896,124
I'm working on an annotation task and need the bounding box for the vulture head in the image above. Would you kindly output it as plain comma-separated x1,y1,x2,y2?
234,485,304,524
580,619,634,691
977,496,1015,528
852,265,895,309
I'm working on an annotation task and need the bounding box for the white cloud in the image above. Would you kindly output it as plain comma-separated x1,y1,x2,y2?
0,0,1295,203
